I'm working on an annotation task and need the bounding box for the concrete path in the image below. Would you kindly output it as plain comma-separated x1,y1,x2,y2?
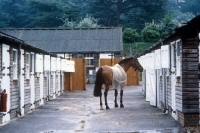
0,84,186,133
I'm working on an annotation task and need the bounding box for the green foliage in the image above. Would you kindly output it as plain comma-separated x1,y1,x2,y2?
175,12,195,23
59,14,100,28
141,12,178,40
88,0,168,27
160,12,177,33
123,42,154,57
28,0,80,27
123,28,139,44
141,29,160,42
77,14,99,28
0,0,199,55
180,0,200,16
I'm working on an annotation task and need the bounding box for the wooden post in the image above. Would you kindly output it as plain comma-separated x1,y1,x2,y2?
69,57,72,91
69,73,72,91
108,53,114,66
83,58,86,90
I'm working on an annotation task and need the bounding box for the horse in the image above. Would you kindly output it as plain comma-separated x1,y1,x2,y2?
93,56,143,110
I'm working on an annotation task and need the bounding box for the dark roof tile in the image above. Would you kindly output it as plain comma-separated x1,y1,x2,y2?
1,28,122,53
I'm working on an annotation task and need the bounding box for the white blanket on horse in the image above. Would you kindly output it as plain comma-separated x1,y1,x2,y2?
102,64,126,90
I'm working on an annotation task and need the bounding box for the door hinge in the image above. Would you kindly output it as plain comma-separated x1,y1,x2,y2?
7,49,11,53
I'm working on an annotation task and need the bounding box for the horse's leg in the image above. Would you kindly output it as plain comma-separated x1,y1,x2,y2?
114,89,118,107
120,90,124,108
100,92,103,110
104,88,110,109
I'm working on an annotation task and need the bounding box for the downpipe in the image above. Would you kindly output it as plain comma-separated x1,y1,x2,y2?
17,43,22,116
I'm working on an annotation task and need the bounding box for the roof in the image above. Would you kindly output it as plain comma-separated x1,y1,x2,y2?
0,27,123,53
141,15,200,55
0,31,57,57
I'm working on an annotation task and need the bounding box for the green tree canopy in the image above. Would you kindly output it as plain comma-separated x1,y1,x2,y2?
142,29,160,42
88,0,168,27
123,28,139,43
180,0,200,16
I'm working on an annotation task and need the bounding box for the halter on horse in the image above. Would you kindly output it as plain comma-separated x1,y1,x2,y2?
93,56,143,110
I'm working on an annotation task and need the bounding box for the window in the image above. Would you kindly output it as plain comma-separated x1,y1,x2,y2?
176,41,180,56
26,53,30,79
13,50,18,80
85,54,94,67
30,53,34,73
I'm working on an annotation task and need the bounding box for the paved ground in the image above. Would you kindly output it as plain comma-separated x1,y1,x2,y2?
0,84,187,133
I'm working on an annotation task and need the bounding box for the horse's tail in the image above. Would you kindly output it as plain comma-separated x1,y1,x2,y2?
93,67,103,97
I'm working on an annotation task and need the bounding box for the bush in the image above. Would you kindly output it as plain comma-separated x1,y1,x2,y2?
123,28,140,43
141,29,160,42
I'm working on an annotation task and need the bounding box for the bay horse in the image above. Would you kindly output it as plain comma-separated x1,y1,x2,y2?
93,56,143,110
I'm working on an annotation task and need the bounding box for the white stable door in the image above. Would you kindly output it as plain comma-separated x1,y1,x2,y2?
149,53,156,106
2,44,10,123
149,71,156,106
146,71,150,101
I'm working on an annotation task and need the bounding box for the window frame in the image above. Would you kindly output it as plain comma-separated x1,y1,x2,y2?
85,54,94,67
30,53,35,74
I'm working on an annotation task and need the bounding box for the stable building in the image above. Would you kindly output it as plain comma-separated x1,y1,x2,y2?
0,31,74,124
139,15,200,126
1,28,123,84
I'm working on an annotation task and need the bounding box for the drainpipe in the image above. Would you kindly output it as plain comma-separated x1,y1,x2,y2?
17,43,22,116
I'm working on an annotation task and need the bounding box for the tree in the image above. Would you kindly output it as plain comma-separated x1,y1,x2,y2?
142,29,160,42
141,12,178,40
180,0,200,16
0,0,35,28
28,0,80,28
77,14,100,28
123,28,139,56
59,14,100,28
88,0,168,27
123,28,139,43
159,12,178,37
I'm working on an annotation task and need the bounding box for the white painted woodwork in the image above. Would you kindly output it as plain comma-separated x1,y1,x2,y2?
56,58,61,71
1,44,11,123
39,55,44,105
155,49,161,69
20,49,25,115
176,40,181,77
44,55,50,71
66,60,75,72
161,45,170,68
30,53,35,109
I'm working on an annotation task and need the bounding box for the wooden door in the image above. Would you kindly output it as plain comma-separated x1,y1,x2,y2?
71,58,86,90
64,58,86,91
64,72,70,91
126,68,139,86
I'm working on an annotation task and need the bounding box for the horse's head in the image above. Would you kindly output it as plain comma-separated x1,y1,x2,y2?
131,56,143,72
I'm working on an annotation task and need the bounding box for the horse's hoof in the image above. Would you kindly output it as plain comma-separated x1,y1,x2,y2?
106,106,110,109
115,104,119,108
120,104,124,108
100,106,103,110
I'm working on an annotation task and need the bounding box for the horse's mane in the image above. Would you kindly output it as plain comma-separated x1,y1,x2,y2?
118,57,134,65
